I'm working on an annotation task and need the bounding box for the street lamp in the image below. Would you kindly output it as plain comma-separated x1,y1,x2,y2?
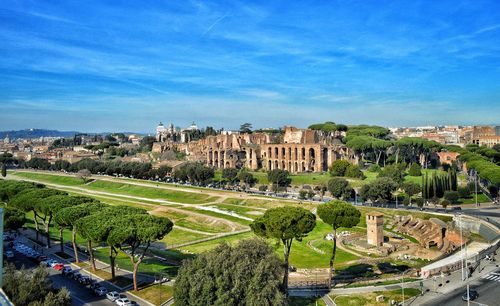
401,269,414,306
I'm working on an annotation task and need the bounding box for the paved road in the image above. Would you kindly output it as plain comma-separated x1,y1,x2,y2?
422,268,500,306
7,249,114,306
6,240,146,306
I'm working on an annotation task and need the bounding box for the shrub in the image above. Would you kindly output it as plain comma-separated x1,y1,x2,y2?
488,185,499,198
408,163,422,176
327,178,349,199
368,164,381,173
415,197,424,207
299,189,308,200
329,160,351,177
345,164,365,179
443,190,459,204
258,185,268,192
457,186,470,198
403,197,410,206
440,199,451,209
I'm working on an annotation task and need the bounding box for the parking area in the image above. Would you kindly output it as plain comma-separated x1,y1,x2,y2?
5,235,144,306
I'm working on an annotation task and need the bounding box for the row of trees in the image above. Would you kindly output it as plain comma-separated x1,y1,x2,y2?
1,180,173,291
21,157,173,181
421,169,458,199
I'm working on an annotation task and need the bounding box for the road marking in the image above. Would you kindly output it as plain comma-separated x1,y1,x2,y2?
482,273,500,282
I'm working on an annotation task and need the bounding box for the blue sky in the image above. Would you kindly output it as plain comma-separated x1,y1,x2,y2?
1,0,499,133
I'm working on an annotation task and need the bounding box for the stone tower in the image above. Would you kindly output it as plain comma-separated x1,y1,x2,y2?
367,212,384,246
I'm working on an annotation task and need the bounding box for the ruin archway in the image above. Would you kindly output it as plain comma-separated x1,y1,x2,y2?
275,160,279,169
301,148,306,160
282,147,286,159
268,160,272,170
275,147,279,158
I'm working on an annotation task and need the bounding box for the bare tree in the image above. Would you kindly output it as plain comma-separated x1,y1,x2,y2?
76,169,92,183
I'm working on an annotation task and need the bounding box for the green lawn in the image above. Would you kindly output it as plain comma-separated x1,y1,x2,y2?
180,232,255,253
93,247,179,277
160,227,210,246
13,171,86,186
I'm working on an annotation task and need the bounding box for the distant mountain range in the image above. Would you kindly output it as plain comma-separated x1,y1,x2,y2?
0,129,79,139
0,129,147,139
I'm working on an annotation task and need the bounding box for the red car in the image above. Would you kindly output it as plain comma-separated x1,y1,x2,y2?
53,264,65,271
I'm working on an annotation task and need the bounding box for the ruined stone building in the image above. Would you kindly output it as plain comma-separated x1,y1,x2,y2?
152,124,354,173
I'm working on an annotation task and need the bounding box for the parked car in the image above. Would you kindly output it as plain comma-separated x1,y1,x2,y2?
5,250,14,258
36,255,47,262
452,207,462,211
94,286,108,296
53,264,65,271
462,289,479,301
90,281,101,290
106,291,121,302
72,272,82,281
61,267,73,276
115,298,132,306
79,276,92,285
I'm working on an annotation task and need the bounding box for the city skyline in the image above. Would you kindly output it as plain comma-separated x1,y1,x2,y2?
1,0,500,132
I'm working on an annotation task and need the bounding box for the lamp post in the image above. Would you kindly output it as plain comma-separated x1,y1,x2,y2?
401,269,413,306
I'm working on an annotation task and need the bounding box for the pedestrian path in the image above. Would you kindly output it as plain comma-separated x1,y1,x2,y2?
481,272,500,282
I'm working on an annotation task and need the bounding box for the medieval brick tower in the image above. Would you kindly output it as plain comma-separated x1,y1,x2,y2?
367,212,384,246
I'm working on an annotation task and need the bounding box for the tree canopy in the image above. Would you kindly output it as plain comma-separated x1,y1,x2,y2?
250,206,316,294
174,239,285,306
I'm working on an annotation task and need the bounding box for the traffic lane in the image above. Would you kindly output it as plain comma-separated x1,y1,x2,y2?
423,273,500,306
6,250,114,306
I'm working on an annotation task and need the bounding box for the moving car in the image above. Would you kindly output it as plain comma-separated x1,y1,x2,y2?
462,289,479,301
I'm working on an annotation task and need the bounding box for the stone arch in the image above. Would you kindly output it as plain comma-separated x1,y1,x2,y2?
294,148,298,160
294,162,298,172
282,147,286,159
322,148,328,171
288,148,292,159
288,161,292,171
301,148,306,160
268,147,272,158
282,160,286,170
268,160,272,170
274,147,279,158
275,160,279,169
225,161,230,168
301,161,306,171
309,148,315,159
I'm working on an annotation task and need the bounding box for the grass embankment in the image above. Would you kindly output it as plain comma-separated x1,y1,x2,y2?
132,284,173,306
331,288,421,306
289,296,326,306
13,172,218,204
